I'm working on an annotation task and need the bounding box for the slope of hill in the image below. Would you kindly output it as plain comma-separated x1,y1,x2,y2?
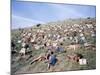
11,18,96,75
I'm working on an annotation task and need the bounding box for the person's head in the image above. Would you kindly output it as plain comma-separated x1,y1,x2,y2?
60,43,63,46
51,51,54,55
71,42,74,45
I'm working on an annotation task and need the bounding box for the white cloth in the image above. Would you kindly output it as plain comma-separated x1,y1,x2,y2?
30,38,35,42
48,34,51,37
79,59,87,65
86,24,93,28
28,33,31,36
79,30,82,32
57,35,60,39
84,43,88,46
70,37,73,40
34,45,40,50
80,33,84,37
53,43,57,47
22,42,26,47
91,33,95,37
81,36,86,41
20,48,25,54
17,40,21,43
74,37,78,43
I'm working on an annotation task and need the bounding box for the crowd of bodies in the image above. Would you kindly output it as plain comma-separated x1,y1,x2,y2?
11,18,96,70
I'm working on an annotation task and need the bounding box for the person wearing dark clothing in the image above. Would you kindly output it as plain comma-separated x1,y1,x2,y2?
56,46,64,52
48,52,57,69
11,41,16,50
24,43,29,49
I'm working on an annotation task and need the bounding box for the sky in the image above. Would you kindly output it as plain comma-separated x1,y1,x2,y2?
12,0,96,29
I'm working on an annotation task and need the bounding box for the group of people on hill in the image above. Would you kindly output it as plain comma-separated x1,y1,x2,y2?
11,18,96,69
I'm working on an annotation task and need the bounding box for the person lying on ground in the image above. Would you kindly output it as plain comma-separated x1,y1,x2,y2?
30,50,53,64
67,53,83,62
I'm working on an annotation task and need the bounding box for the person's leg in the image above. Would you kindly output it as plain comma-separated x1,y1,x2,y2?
30,56,42,64
74,45,76,51
30,58,38,64
47,63,50,69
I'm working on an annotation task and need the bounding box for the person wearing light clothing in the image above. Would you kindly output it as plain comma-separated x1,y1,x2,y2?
19,47,26,57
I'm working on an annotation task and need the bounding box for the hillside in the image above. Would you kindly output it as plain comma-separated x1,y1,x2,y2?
11,18,96,75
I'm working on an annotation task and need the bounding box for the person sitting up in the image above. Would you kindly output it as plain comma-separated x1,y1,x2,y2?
47,52,58,69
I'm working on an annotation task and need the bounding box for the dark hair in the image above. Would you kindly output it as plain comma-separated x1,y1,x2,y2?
60,43,63,46
51,51,54,54
76,53,83,59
